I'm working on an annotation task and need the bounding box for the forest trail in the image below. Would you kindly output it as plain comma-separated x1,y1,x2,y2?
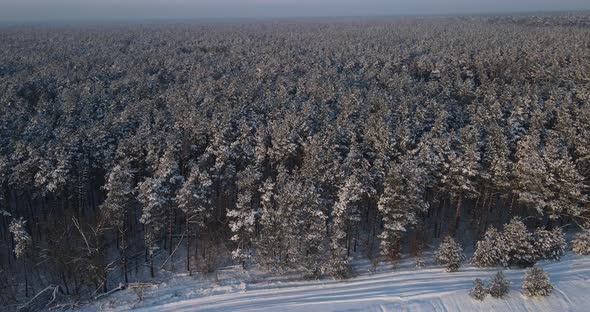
84,254,590,312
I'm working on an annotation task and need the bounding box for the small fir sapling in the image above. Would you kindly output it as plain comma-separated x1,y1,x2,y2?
522,266,553,297
572,232,590,255
435,236,465,272
533,227,566,261
472,227,504,267
488,271,510,298
470,278,487,301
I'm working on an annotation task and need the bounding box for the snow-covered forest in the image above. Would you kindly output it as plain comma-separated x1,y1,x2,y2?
1,13,590,310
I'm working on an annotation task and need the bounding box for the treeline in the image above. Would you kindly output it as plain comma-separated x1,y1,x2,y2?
0,15,589,304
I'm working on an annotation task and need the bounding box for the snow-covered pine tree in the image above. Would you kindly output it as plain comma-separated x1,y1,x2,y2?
443,127,481,237
522,266,553,297
477,124,512,235
488,271,510,298
175,164,212,274
137,148,184,276
100,159,135,282
298,183,328,279
514,131,549,215
157,148,185,252
378,158,428,264
256,176,283,271
137,176,168,277
502,218,537,267
435,236,465,272
542,132,588,220
228,165,261,268
533,227,566,261
472,227,504,267
572,232,590,255
328,174,364,279
470,278,487,301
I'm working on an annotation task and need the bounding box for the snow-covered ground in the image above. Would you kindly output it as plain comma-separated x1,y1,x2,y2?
81,253,590,312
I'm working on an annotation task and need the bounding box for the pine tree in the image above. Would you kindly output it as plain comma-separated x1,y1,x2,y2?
256,176,283,271
502,218,537,267
572,232,590,255
533,227,566,261
522,267,553,297
470,278,487,301
488,271,510,298
228,165,261,268
443,127,481,236
100,160,135,283
542,133,588,220
472,227,504,267
137,177,168,277
435,236,465,272
138,148,185,276
379,158,428,264
328,174,364,279
514,132,549,214
175,165,212,274
298,183,328,279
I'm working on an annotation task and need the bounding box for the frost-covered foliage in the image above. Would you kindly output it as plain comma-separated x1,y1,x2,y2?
572,232,590,255
502,218,537,267
470,278,487,301
435,236,465,272
472,227,504,267
533,227,566,261
522,267,553,297
9,218,31,259
488,271,510,298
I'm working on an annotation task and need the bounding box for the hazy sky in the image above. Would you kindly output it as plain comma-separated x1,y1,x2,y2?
1,0,589,22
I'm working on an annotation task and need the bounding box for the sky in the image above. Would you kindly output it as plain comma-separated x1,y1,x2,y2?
0,0,589,22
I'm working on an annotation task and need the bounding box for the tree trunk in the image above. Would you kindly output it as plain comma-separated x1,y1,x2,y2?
168,208,173,255
121,228,129,284
451,193,463,237
186,215,191,276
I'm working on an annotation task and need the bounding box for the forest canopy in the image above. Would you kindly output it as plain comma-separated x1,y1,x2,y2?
0,13,589,304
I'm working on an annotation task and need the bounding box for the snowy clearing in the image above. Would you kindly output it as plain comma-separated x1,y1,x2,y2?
80,253,590,312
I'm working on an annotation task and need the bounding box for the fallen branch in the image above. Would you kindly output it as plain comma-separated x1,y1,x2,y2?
93,283,126,301
17,285,63,312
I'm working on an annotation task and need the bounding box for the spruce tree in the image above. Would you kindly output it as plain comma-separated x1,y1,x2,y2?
502,218,536,267
572,232,590,255
533,227,566,261
488,271,510,298
470,278,487,301
522,267,553,297
435,236,465,272
472,227,504,267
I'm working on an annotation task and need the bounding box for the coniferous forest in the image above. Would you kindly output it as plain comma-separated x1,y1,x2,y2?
1,13,590,308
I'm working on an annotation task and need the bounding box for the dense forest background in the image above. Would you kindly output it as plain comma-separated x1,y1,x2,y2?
1,13,589,306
